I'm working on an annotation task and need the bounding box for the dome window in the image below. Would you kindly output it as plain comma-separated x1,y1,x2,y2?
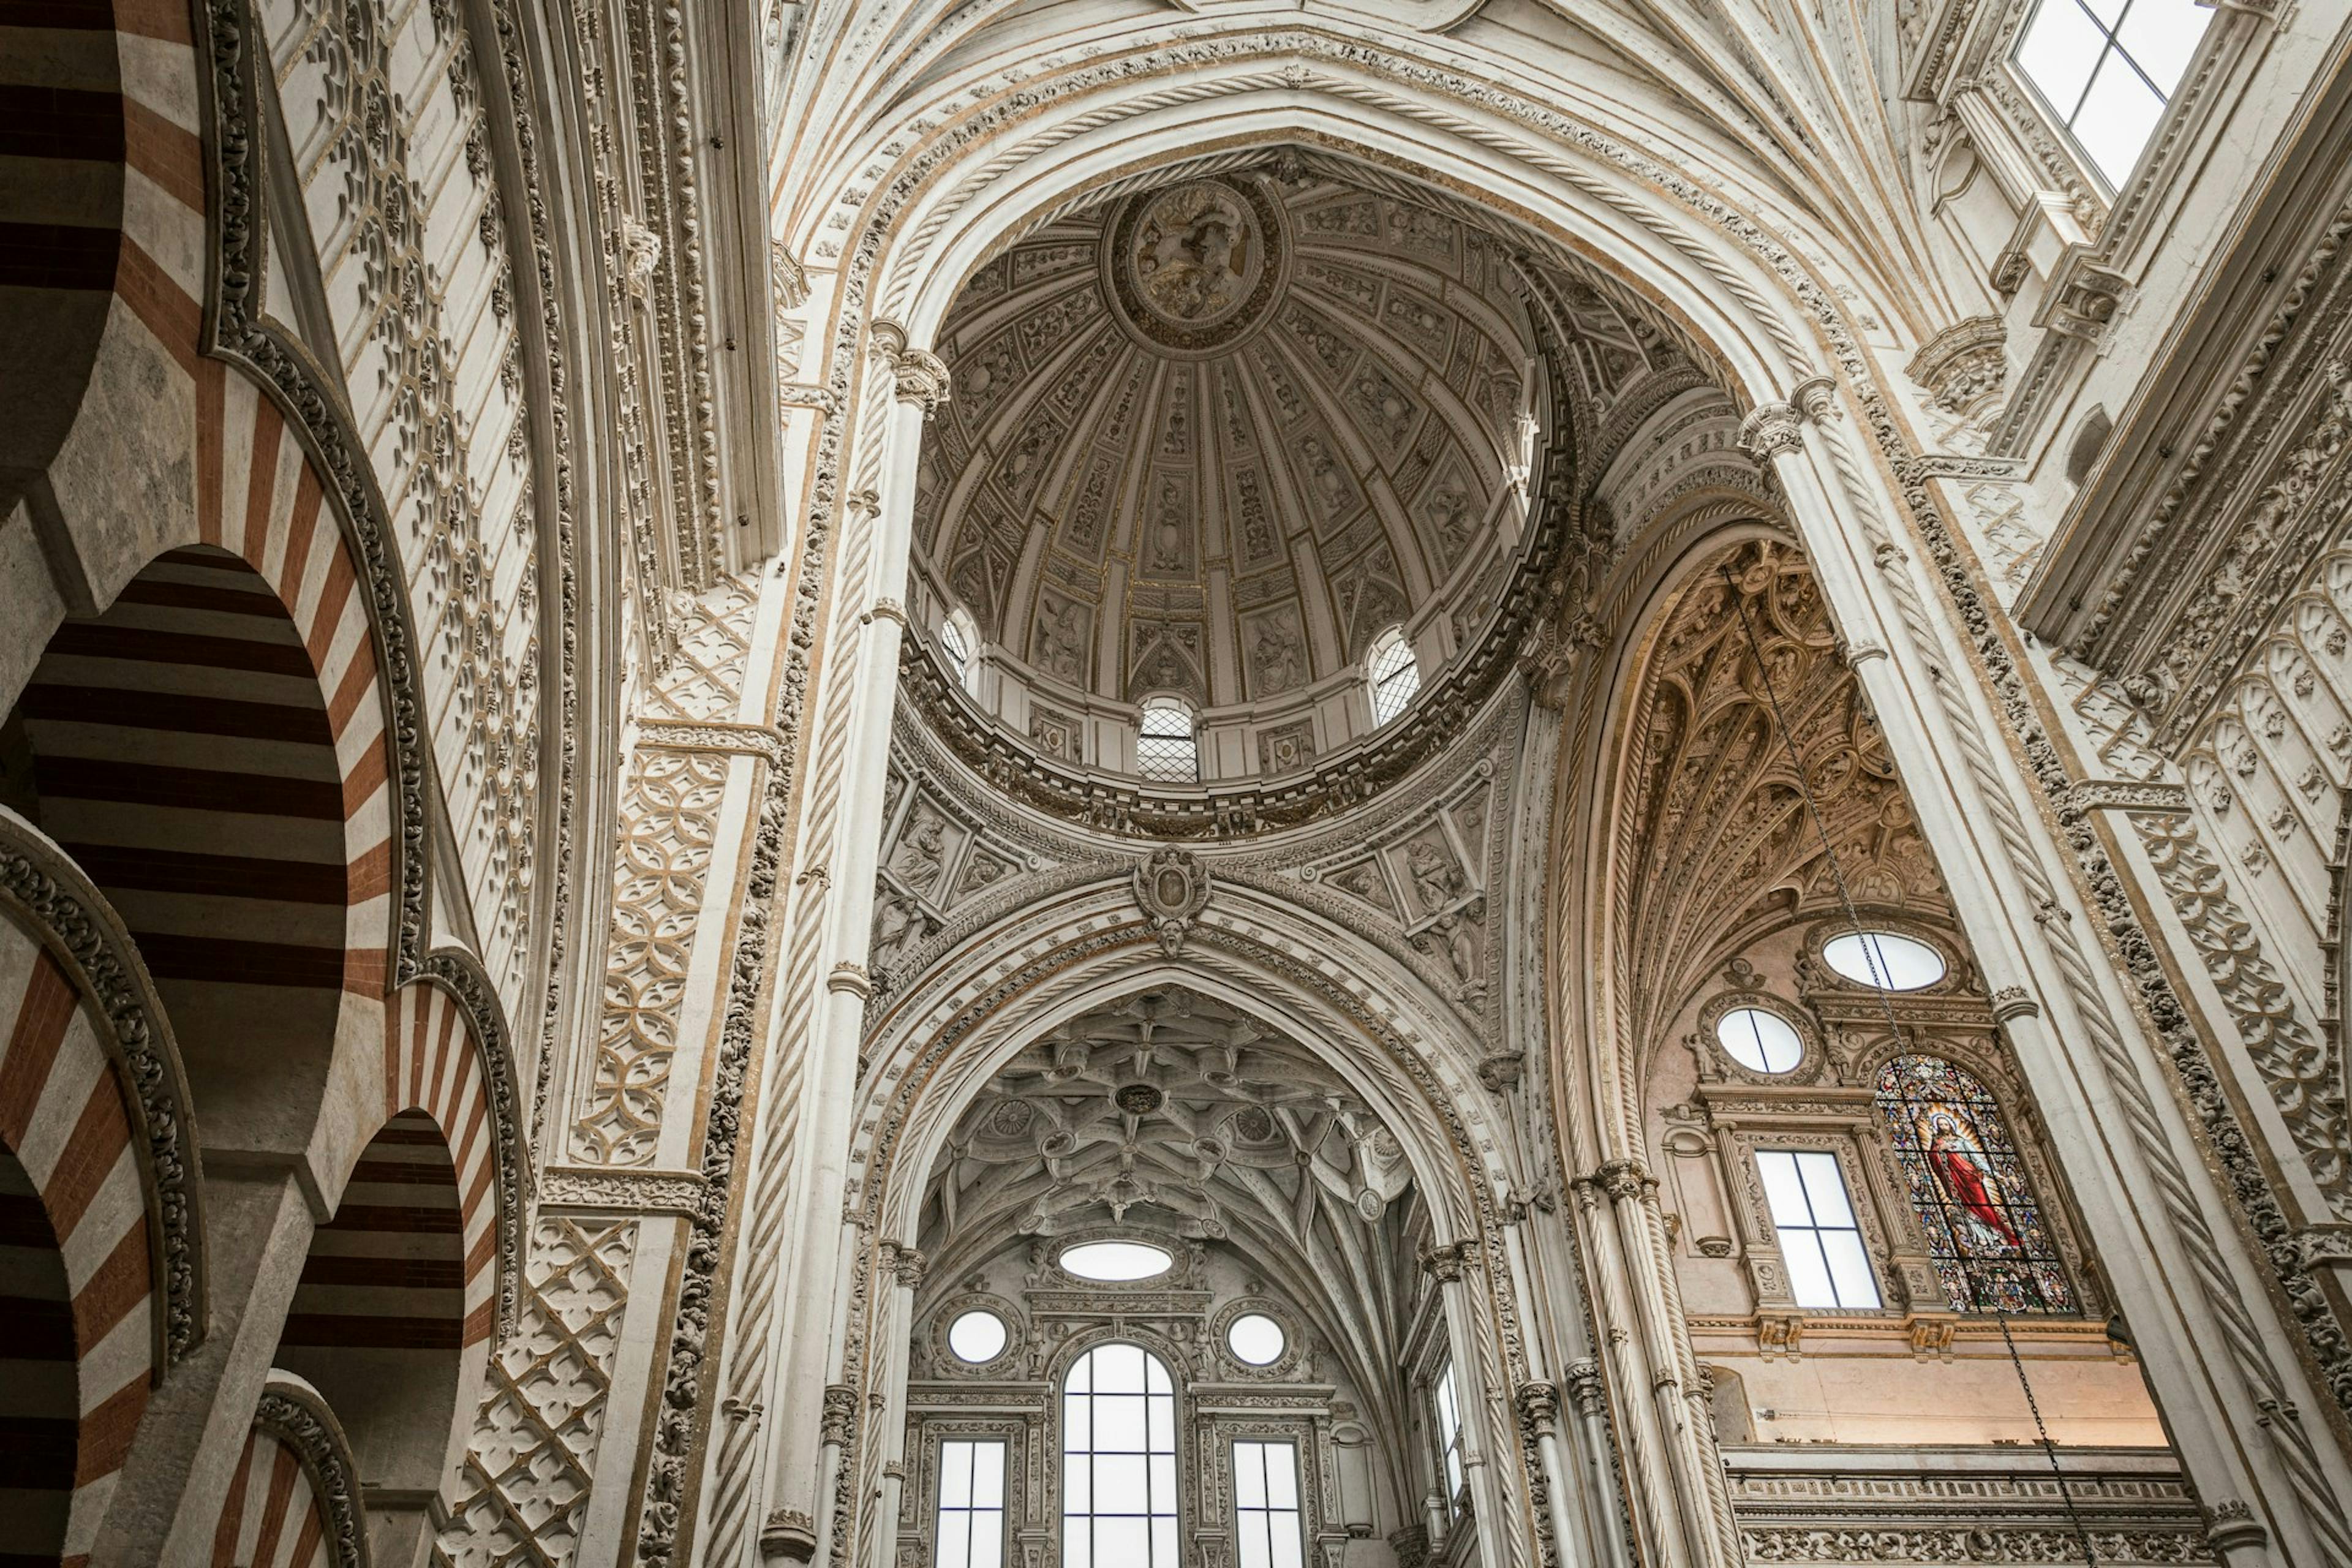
938,608,979,694
1368,627,1420,726
1136,696,1199,783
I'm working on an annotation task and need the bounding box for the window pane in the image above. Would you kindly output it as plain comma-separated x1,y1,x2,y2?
1065,1395,1089,1450
2075,52,2166,186
1097,1395,1145,1453
1265,1447,1297,1508
1096,1454,1147,1510
2016,0,2105,115
1755,1150,1813,1227
2116,0,2210,92
1235,1444,1267,1507
973,1518,1002,1568
1821,1229,1882,1309
973,1443,1005,1506
941,1444,973,1506
1146,1393,1173,1451
1272,1525,1304,1568
1151,1518,1179,1568
1099,1517,1148,1561
940,1517,970,1568
1238,1513,1271,1568
1150,1453,1177,1508
1794,1152,1855,1226
1782,1229,1838,1308
1065,1457,1090,1513
1065,1531,1092,1568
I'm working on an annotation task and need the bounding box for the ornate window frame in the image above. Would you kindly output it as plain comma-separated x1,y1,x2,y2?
928,1288,1030,1379
1210,1297,1310,1382
1693,988,1826,1087
905,1417,1036,1568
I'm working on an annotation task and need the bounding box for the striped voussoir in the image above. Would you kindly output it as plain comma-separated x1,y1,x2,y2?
0,916,157,1568
208,1425,333,1568
14,368,393,1016
293,981,505,1351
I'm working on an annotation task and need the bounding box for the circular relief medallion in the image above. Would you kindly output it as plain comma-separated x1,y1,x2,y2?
1106,176,1287,355
1115,1082,1166,1115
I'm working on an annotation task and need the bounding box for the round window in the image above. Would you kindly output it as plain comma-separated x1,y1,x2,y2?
1058,1240,1174,1282
947,1308,1008,1364
1227,1313,1286,1365
1716,1007,1804,1074
1822,932,1946,990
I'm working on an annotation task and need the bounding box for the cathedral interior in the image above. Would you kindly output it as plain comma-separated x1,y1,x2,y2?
5,0,2352,1565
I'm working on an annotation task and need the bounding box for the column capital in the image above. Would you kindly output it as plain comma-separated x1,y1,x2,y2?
1736,400,1806,461
1418,1238,1477,1283
819,1384,858,1445
1513,1379,1561,1438
1562,1357,1608,1416
867,318,952,413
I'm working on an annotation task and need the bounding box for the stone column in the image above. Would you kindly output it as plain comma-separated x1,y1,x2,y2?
1743,385,2352,1563
752,322,950,1562
1421,1239,1513,1568
1498,1215,1594,1568
869,1244,925,1568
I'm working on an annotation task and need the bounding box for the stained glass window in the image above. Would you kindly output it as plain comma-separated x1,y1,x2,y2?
1875,1055,2074,1314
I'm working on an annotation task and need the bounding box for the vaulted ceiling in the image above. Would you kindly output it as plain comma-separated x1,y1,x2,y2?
912,166,1539,707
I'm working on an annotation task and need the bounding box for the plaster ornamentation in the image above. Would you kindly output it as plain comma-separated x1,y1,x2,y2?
1904,316,2008,418
538,1166,709,1215
572,749,728,1164
1134,848,1213,954
437,1219,641,1564
620,213,663,301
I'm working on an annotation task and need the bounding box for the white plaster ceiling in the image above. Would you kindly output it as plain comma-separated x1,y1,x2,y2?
912,164,1540,708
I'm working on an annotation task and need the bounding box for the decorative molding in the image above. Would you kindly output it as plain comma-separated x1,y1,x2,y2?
538,1166,709,1215
1736,401,1806,461
0,807,205,1367
1905,315,2009,418
255,1376,371,1568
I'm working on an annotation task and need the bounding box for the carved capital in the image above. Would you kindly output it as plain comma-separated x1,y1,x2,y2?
886,1242,929,1291
1387,1526,1431,1568
1562,1357,1607,1416
1418,1238,1477,1283
819,1384,859,1445
1736,401,1806,461
2204,1498,2268,1553
1905,315,2008,418
1791,374,1841,424
1988,985,2040,1023
1477,1051,1526,1094
2035,254,2135,349
868,318,952,413
1594,1157,1656,1200
828,962,873,998
761,1508,819,1564
1513,1379,1561,1438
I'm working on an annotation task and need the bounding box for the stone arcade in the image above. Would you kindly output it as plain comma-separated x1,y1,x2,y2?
2,0,2350,1566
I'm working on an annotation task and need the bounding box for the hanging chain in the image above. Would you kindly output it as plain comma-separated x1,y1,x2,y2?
1721,564,2100,1566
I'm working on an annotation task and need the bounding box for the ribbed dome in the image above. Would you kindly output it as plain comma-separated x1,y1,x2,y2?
911,167,1537,714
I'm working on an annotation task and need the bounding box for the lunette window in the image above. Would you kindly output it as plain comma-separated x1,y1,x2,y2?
1755,1149,1881,1310
1136,696,1200,783
2012,0,2214,189
935,1439,1006,1568
1232,1440,1305,1568
1061,1343,1180,1568
1432,1362,1465,1512
1368,627,1420,726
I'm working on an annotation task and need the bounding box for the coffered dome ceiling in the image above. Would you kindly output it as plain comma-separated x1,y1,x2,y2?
912,166,1542,707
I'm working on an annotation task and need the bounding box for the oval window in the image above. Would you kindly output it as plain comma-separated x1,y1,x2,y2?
1058,1240,1174,1282
1822,932,1946,990
947,1308,1008,1364
1716,1007,1803,1074
1227,1313,1286,1365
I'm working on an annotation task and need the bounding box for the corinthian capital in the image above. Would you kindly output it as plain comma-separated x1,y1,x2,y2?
1418,1238,1477,1283
868,318,952,413
1735,401,1805,462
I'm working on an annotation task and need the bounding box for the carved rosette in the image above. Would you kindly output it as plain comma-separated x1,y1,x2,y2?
1133,848,1212,954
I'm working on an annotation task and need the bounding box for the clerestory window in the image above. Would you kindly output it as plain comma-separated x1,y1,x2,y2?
1367,626,1420,726
2012,0,2213,190
1061,1343,1180,1568
1136,696,1199,784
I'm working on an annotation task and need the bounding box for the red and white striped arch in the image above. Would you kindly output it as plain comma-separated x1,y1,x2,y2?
372,982,504,1346
0,916,160,1567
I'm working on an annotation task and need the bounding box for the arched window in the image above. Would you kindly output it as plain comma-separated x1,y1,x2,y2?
2013,0,2211,189
1136,696,1199,783
1366,626,1419,726
1875,1055,2074,1314
1062,1343,1179,1568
